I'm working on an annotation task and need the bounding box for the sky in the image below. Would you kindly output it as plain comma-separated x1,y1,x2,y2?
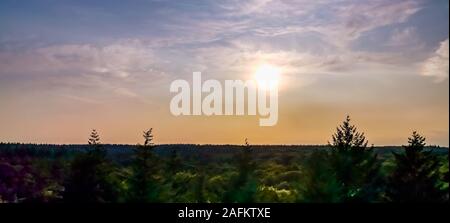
0,0,448,146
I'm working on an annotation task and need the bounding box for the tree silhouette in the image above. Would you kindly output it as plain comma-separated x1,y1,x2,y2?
127,128,160,202
330,116,368,149
223,138,257,203
386,131,446,202
328,116,382,202
1,124,448,203
88,129,101,145
143,128,153,146
301,150,344,202
63,129,117,202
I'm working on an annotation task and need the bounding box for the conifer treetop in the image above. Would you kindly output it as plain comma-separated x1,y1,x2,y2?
143,128,154,146
88,129,101,145
330,115,368,149
406,131,426,150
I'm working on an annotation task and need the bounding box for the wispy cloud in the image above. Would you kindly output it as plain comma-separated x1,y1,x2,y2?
0,39,168,100
422,39,449,82
386,27,419,47
62,94,103,105
36,40,156,79
113,87,138,98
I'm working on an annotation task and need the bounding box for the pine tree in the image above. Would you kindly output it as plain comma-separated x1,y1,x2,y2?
143,128,153,146
386,131,446,202
301,150,344,202
87,129,106,158
63,129,117,202
88,129,101,145
328,116,382,202
127,128,160,202
223,138,257,203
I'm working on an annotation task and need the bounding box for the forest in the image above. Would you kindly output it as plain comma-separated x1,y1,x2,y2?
0,116,448,203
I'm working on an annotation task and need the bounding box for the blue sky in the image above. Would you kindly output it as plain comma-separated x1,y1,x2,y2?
0,0,448,145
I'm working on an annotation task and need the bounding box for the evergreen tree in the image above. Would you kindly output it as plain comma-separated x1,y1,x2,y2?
223,138,257,203
88,129,101,145
329,116,382,202
301,150,343,202
127,128,160,202
63,129,117,202
87,129,106,158
386,131,446,202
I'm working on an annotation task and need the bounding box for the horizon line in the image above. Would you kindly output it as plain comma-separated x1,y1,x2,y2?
1,141,448,148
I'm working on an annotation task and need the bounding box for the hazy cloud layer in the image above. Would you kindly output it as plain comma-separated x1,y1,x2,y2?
1,0,447,84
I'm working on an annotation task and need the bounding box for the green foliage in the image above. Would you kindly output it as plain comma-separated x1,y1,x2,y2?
438,155,449,200
193,167,206,203
1,125,448,203
204,172,233,202
126,128,161,202
299,150,344,202
328,116,383,202
298,116,383,202
166,150,183,175
222,139,258,203
256,185,297,203
63,130,119,202
386,131,446,202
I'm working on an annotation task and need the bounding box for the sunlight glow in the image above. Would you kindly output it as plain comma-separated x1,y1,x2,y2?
254,64,281,90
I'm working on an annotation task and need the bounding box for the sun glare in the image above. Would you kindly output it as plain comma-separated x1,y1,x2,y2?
254,64,281,90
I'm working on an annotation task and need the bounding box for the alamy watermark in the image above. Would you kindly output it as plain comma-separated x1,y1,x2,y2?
170,72,278,126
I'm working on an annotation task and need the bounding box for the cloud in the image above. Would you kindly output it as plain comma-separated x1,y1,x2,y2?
62,94,103,105
222,0,421,38
422,39,449,82
150,0,423,53
218,0,273,15
113,87,138,98
36,40,155,79
0,39,169,104
175,0,424,79
1,40,157,78
386,27,419,46
0,0,436,89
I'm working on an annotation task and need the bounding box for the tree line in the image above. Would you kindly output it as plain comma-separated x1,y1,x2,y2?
0,116,448,203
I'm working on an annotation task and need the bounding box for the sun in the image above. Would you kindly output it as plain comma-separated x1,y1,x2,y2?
254,64,281,90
